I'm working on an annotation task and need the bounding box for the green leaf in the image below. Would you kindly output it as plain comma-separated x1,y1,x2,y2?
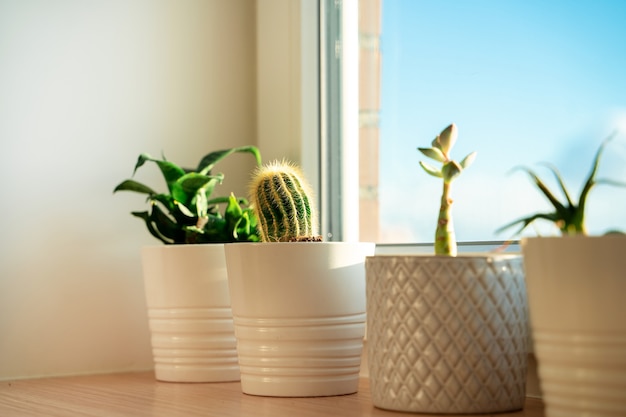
149,204,185,243
245,207,258,229
578,135,613,215
197,146,262,175
419,161,442,178
133,153,186,194
216,193,245,240
180,173,220,193
442,161,462,183
132,153,151,174
155,160,186,192
225,193,243,216
597,178,626,188
131,210,174,244
117,147,262,244
459,151,477,170
150,194,175,212
113,179,156,195
174,201,195,218
418,147,446,162
435,123,458,155
499,132,625,237
496,212,562,237
515,166,568,214
236,211,251,239
171,173,221,206
200,173,224,203
195,186,208,218
538,163,575,208
198,215,228,242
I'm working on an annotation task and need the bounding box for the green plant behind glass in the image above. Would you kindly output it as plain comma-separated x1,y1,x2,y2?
498,134,626,237
114,146,262,244
418,123,477,256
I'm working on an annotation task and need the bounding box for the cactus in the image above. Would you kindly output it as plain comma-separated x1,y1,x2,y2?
249,160,321,242
418,123,477,256
498,133,626,237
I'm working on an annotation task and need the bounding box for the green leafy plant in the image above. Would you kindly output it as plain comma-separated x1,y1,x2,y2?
418,123,477,256
248,160,321,242
498,134,626,237
114,146,262,244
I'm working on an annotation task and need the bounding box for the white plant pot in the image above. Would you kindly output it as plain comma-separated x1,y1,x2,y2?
522,235,626,417
141,244,239,382
225,241,375,397
366,254,529,414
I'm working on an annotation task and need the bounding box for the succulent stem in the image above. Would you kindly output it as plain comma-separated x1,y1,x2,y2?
418,124,475,256
436,182,457,256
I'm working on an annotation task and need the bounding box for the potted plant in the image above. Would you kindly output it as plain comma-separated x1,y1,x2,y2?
498,134,626,416
224,160,375,397
114,146,262,383
365,124,529,414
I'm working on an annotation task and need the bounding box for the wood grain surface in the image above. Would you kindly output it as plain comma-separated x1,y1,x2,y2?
0,372,544,417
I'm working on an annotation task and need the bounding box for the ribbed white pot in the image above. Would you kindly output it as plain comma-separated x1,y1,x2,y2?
225,242,375,397
366,254,529,414
522,235,626,417
141,244,239,383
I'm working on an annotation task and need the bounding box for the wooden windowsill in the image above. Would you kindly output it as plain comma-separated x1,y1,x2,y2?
0,372,544,417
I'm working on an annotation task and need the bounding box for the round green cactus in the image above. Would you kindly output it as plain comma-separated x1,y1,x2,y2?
249,160,321,242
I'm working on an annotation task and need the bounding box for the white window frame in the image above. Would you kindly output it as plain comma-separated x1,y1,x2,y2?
256,0,359,242
319,0,360,242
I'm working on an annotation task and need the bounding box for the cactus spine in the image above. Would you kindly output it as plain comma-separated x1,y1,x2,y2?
249,161,321,242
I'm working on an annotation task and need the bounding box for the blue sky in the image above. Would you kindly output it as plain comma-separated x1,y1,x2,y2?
378,0,626,242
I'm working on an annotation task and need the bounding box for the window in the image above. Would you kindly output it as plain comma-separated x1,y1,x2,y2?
357,0,626,244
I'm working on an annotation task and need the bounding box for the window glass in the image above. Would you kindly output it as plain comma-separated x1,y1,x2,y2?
363,0,626,243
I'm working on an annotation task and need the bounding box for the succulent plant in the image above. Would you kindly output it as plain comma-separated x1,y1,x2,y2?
114,146,262,244
248,160,321,242
498,133,626,237
418,123,477,256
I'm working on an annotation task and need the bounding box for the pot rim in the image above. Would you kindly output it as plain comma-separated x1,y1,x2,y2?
224,241,375,246
366,252,522,260
521,234,626,242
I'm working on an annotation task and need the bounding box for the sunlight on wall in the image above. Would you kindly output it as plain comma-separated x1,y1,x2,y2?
0,0,256,380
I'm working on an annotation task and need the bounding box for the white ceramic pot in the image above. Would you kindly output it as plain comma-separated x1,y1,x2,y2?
225,241,375,397
366,254,528,414
141,244,239,382
522,235,626,417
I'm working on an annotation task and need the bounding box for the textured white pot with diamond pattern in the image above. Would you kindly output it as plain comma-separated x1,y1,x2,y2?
366,254,529,414
141,244,239,382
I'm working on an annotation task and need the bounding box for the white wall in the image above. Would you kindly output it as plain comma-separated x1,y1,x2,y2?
256,0,318,169
256,0,322,225
0,0,257,380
